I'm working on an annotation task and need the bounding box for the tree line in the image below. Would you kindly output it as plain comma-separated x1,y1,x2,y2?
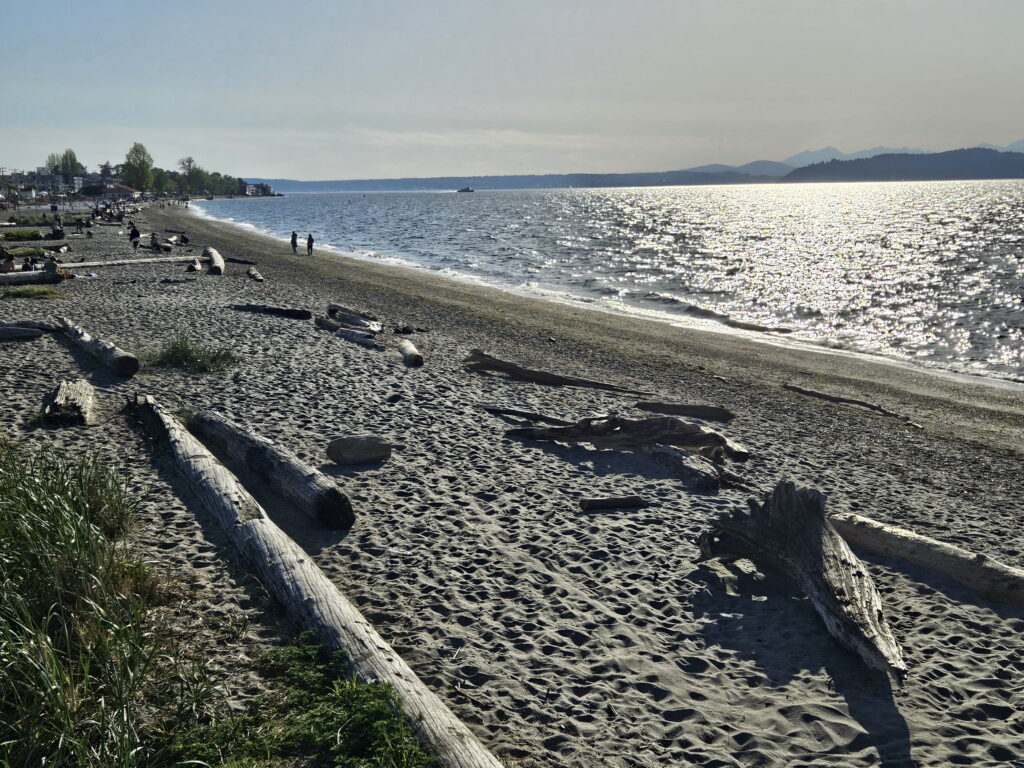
42,143,257,197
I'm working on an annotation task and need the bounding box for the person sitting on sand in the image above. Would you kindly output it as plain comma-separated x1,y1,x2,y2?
307,233,314,256
43,256,59,273
1,254,15,273
129,225,141,253
20,256,34,271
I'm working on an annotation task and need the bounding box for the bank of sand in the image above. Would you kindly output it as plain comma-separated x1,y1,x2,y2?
1,205,1021,767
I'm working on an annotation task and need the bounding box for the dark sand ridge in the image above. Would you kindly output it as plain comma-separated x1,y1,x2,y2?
2,206,1021,766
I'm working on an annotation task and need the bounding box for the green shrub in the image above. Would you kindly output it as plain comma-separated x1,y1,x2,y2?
2,285,67,299
5,245,46,259
1,229,43,240
145,331,239,373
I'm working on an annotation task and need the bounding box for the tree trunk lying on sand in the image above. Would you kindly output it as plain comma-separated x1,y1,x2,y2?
636,401,736,423
230,303,312,320
203,246,225,275
579,496,649,511
42,378,96,426
327,435,393,465
69,255,204,269
829,512,1024,603
246,266,265,282
57,317,139,377
315,315,381,349
463,349,653,396
397,338,424,367
0,271,64,286
327,303,383,333
506,414,749,462
696,482,908,683
783,383,916,425
131,395,502,768
193,410,354,529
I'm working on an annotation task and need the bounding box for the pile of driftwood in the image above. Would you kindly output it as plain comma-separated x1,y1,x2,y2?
314,303,424,366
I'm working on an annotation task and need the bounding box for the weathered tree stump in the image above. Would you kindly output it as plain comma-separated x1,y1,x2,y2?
464,349,652,395
829,512,1024,602
42,378,96,425
696,482,908,682
327,435,392,465
204,246,225,275
194,410,354,528
58,317,139,377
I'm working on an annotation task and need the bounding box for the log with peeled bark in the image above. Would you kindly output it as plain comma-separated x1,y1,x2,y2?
636,401,736,423
57,317,139,377
327,303,383,333
397,338,424,367
130,395,501,768
42,378,96,426
579,495,649,511
246,266,265,282
696,482,908,683
193,410,354,529
829,512,1024,603
506,415,749,462
0,271,64,286
463,349,653,396
230,304,312,320
204,246,225,275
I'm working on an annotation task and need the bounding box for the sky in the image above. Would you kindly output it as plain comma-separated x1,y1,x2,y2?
2,0,1023,180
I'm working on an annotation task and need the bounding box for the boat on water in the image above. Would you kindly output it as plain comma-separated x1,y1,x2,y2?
456,186,475,193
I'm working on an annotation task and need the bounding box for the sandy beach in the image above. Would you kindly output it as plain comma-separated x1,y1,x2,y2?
2,205,1021,767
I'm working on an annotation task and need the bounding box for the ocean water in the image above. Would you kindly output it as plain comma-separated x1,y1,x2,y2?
193,181,1024,382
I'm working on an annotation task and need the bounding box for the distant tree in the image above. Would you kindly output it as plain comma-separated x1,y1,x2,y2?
122,143,154,191
100,161,113,180
151,167,171,193
178,156,201,193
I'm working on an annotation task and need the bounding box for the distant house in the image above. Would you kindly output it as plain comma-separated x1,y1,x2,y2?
106,185,141,200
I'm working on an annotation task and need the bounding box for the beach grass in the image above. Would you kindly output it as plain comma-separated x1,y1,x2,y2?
4,245,47,259
2,285,68,299
1,229,43,240
145,331,240,373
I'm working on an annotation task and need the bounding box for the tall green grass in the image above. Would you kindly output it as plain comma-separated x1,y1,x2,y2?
2,285,68,299
0,229,43,241
145,331,239,373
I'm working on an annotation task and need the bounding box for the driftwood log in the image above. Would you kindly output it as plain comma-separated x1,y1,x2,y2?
204,246,225,275
783,383,916,425
193,410,354,529
0,271,64,286
696,482,907,682
327,436,393,465
58,317,139,377
186,258,201,272
327,303,383,333
132,395,501,768
246,266,265,282
316,315,381,349
70,255,203,269
579,496,648,511
397,339,424,367
829,512,1024,602
230,304,312,320
42,378,96,425
506,415,749,462
636,401,735,423
464,349,652,396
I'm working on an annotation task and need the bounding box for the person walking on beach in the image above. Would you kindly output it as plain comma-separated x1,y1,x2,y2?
129,224,141,253
291,231,298,255
306,233,314,256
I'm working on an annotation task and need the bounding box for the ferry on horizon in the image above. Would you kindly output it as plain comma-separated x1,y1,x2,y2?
456,186,475,193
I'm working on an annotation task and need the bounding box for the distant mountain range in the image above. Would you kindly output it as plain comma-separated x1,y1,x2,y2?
247,139,1024,192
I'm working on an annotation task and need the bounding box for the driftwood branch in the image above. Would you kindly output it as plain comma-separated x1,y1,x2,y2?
636,401,735,423
246,266,265,282
463,349,653,396
696,482,907,682
783,384,918,426
193,410,354,529
58,317,139,377
829,512,1024,602
230,304,312,320
131,395,501,768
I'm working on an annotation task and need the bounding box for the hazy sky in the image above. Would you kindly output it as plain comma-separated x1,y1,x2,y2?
3,0,1022,179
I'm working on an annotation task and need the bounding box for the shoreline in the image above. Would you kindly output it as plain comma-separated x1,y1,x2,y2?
156,204,1023,454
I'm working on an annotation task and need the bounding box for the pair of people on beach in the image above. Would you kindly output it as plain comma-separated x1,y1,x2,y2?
291,231,314,256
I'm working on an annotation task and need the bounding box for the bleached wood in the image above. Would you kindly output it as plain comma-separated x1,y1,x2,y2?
397,338,424,367
327,303,383,333
194,410,354,529
464,349,652,396
696,482,908,683
42,378,96,425
316,315,381,348
246,266,265,282
203,246,225,275
132,395,502,768
57,316,139,377
829,512,1024,602
69,255,204,269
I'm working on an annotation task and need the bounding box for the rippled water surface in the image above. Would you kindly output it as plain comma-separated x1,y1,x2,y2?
195,181,1024,380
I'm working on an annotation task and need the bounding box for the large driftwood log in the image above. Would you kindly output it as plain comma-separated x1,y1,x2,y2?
58,317,139,377
69,255,201,269
230,304,312,320
327,303,383,333
316,316,381,349
636,401,735,423
829,512,1024,603
194,410,354,528
464,349,653,396
507,415,749,462
0,271,64,286
132,395,501,768
696,482,907,682
397,339,424,367
204,246,225,275
42,379,96,425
